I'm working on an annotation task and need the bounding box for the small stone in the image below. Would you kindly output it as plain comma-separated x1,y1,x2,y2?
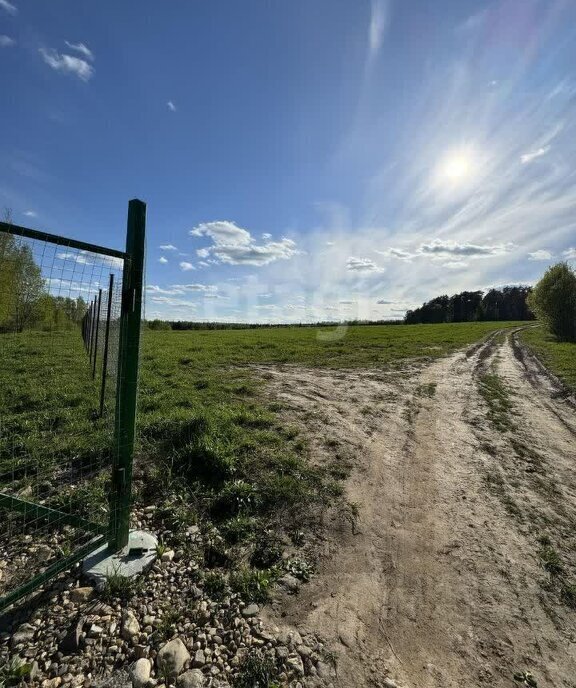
176,669,205,688
161,550,175,563
383,680,398,688
286,655,304,676
316,661,332,678
42,678,62,688
69,587,94,605
241,604,259,618
89,624,104,637
122,610,141,641
192,649,205,668
10,623,35,648
278,574,300,593
276,646,289,660
157,638,190,678
131,658,152,688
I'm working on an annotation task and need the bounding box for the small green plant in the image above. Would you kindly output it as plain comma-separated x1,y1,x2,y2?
153,607,181,642
230,567,275,604
538,545,563,576
203,571,229,601
284,558,314,582
513,670,538,687
250,533,283,569
101,565,141,602
343,500,361,534
156,541,168,558
234,650,278,688
0,656,33,687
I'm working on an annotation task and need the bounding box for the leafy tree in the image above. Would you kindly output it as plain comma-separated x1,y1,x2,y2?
528,263,576,342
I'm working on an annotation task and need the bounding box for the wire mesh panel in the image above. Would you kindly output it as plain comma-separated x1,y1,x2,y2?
0,200,145,610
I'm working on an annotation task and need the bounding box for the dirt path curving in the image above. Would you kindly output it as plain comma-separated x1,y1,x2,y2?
258,330,576,687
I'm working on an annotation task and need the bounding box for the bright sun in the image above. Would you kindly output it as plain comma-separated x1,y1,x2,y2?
438,149,476,185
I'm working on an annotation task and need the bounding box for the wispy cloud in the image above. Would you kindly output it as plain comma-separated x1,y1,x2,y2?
528,250,553,261
179,261,195,271
521,146,550,164
0,0,17,15
23,210,37,218
418,239,513,258
368,0,390,60
563,248,576,260
64,41,94,61
346,257,384,273
39,48,94,81
159,244,177,251
158,256,168,264
167,101,176,112
190,220,299,266
0,35,15,47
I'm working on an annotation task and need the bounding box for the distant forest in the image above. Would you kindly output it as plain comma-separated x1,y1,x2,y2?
0,231,87,333
404,286,534,325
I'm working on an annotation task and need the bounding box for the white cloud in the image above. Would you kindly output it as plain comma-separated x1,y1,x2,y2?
64,41,94,61
146,285,185,295
368,0,390,59
171,283,218,293
159,244,177,251
196,248,210,258
56,251,91,265
179,261,195,271
150,296,197,308
190,220,299,266
528,250,553,261
417,239,513,257
562,248,576,260
167,101,176,112
376,247,413,260
262,233,272,239
442,260,469,270
0,35,16,47
346,257,384,273
521,146,550,164
158,256,168,264
23,210,37,218
0,0,17,15
39,48,94,81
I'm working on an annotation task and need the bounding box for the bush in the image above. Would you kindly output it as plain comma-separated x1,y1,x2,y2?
528,263,576,342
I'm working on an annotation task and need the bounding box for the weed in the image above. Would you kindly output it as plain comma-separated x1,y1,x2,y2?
0,657,33,687
250,533,283,569
513,671,538,687
203,571,229,601
234,650,278,688
101,566,141,602
343,500,361,534
538,545,564,576
284,558,314,582
230,567,275,604
416,382,437,398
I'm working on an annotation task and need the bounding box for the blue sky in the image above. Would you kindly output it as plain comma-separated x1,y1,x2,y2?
2,0,576,323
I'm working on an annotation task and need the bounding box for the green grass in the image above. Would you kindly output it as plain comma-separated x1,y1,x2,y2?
519,325,576,391
478,366,515,432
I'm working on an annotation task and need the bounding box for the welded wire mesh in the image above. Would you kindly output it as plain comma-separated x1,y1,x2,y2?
0,228,125,601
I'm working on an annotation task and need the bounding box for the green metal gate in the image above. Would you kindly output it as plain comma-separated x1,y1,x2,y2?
0,199,146,611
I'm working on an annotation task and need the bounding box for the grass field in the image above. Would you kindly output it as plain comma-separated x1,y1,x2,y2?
519,325,576,392
0,321,523,598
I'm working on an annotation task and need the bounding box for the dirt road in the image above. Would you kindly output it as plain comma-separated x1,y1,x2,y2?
259,329,576,687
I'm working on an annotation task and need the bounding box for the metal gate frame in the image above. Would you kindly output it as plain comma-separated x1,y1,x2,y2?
0,199,146,611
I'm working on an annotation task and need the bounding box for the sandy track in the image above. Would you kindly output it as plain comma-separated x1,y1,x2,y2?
257,330,576,687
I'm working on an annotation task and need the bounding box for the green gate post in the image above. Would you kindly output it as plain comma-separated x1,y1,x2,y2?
108,199,146,552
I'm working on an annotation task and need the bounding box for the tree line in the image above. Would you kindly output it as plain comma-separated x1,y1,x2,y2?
0,228,87,333
147,319,405,331
404,286,534,325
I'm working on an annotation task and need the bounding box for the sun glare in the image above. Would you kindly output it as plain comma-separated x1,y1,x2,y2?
438,149,476,185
